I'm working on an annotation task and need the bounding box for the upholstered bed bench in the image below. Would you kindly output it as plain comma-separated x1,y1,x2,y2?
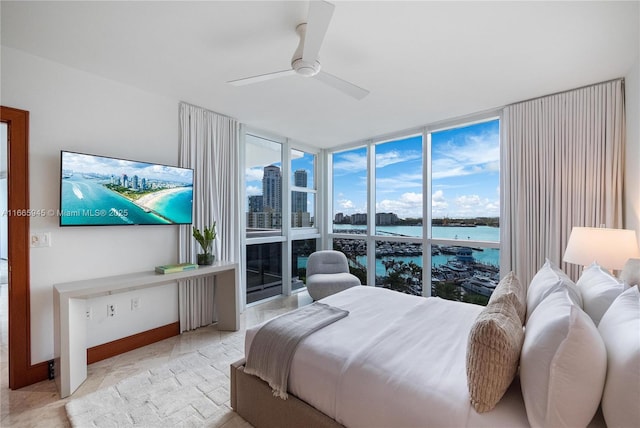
231,359,344,428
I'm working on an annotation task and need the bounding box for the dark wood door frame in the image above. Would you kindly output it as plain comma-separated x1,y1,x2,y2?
1,106,48,389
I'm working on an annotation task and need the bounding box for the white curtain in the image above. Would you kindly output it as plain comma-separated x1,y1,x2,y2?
501,79,625,285
178,102,240,332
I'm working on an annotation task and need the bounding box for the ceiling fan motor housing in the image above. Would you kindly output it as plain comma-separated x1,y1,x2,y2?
292,23,321,77
292,58,321,77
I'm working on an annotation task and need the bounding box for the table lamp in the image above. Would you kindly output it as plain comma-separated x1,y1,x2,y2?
563,226,640,272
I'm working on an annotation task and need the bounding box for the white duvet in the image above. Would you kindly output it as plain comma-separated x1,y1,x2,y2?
245,286,529,428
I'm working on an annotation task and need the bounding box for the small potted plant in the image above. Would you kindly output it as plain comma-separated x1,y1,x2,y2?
192,222,216,265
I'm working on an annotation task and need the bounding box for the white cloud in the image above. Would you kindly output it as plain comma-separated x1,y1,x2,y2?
333,151,367,173
456,194,482,206
432,190,446,203
376,192,423,218
338,199,355,210
375,150,422,168
431,190,449,217
432,129,500,180
453,194,500,217
425,190,501,218
376,173,422,193
246,185,261,196
245,167,263,182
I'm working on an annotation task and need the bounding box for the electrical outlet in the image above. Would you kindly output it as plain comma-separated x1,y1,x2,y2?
107,304,117,317
131,297,141,311
48,360,55,380
30,232,52,248
86,307,92,320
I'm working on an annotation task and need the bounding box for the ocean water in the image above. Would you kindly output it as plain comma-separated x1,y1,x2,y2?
146,188,193,224
60,176,191,225
327,224,500,276
334,224,500,241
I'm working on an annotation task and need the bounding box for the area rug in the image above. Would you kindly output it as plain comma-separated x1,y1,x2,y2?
65,342,252,427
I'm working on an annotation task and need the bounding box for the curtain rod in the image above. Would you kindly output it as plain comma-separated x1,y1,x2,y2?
179,101,238,122
506,77,625,107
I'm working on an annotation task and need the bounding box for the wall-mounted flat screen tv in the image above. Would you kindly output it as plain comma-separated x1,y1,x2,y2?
60,151,194,226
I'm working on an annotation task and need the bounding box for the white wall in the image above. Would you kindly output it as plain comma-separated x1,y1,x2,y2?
1,47,182,363
625,54,640,239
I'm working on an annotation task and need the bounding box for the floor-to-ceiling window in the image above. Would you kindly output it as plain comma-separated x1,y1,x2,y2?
329,116,500,303
374,134,423,294
244,116,499,305
331,145,368,283
290,148,319,291
245,133,284,303
429,119,500,304
243,131,320,304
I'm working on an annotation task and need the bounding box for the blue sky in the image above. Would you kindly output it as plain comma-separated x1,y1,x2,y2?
244,120,500,220
333,119,500,219
63,151,193,184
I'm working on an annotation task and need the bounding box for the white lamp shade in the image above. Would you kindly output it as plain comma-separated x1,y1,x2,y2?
563,227,640,270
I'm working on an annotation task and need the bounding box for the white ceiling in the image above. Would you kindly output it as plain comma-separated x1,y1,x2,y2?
1,1,638,149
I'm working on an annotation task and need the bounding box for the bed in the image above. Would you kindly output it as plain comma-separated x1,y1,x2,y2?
231,260,640,428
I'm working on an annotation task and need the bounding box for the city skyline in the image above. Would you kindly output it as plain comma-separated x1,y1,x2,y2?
245,149,316,216
246,164,312,228
62,151,193,184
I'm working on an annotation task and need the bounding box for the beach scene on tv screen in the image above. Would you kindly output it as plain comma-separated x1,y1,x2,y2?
60,152,193,225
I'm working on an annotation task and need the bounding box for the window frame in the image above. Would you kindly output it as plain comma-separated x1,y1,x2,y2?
290,146,319,235
241,128,321,307
327,111,502,297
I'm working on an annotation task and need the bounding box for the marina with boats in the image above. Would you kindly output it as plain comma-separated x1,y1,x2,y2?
332,225,500,304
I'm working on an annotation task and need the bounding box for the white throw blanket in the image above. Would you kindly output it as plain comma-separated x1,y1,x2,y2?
244,302,349,399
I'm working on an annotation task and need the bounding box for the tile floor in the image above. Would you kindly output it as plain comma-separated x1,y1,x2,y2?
0,279,312,427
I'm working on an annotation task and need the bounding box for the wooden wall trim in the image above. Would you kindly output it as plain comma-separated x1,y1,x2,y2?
1,106,48,389
87,322,180,364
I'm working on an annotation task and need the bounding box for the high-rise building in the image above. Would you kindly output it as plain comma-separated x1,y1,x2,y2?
351,213,367,224
262,165,281,213
291,211,311,227
292,169,308,214
376,212,399,225
249,195,264,213
294,169,307,187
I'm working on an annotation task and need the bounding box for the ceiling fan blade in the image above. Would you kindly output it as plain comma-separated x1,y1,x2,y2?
228,69,296,86
314,70,369,100
302,1,335,63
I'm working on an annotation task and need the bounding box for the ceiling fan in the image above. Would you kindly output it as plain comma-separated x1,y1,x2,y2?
227,1,369,100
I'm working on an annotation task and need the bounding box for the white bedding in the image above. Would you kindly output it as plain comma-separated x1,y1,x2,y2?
245,286,529,428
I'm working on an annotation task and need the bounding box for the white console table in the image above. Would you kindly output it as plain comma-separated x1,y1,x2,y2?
53,261,239,398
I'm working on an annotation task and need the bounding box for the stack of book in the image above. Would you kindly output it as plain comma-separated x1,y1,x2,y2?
155,263,199,274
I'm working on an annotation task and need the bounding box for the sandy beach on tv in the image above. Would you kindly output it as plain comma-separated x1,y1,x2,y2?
134,187,189,210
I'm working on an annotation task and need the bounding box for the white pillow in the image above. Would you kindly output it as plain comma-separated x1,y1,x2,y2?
619,258,640,287
598,286,640,428
520,288,606,428
577,263,627,326
526,259,582,322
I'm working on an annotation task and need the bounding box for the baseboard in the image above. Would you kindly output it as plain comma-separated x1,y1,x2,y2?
87,322,180,364
22,360,50,388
